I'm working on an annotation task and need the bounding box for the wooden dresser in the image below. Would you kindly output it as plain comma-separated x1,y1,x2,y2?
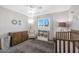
9,31,28,47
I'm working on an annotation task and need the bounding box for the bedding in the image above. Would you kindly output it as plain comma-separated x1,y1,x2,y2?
0,39,54,53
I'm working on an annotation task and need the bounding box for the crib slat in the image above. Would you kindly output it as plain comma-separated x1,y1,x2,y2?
55,31,79,53
73,41,75,53
59,40,61,53
55,40,57,53
68,41,70,53
63,41,65,53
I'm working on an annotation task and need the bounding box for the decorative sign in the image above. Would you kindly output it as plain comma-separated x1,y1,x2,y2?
18,20,21,25
11,19,22,25
11,19,17,25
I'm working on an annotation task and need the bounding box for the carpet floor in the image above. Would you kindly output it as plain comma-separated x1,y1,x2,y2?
0,39,54,53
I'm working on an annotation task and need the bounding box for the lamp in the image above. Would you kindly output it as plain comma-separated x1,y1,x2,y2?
28,18,34,33
28,18,36,39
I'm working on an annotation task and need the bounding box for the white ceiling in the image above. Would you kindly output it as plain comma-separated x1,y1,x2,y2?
0,5,71,17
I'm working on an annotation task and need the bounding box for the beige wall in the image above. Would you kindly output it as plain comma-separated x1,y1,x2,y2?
36,14,53,40
35,6,79,39
0,6,76,40
53,11,69,37
36,11,69,40
0,7,29,35
69,5,79,30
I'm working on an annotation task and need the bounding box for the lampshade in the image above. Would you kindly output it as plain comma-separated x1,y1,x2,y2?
28,19,34,24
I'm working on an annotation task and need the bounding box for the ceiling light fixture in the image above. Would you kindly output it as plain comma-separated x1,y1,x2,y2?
28,10,36,14
27,5,42,10
26,5,42,16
